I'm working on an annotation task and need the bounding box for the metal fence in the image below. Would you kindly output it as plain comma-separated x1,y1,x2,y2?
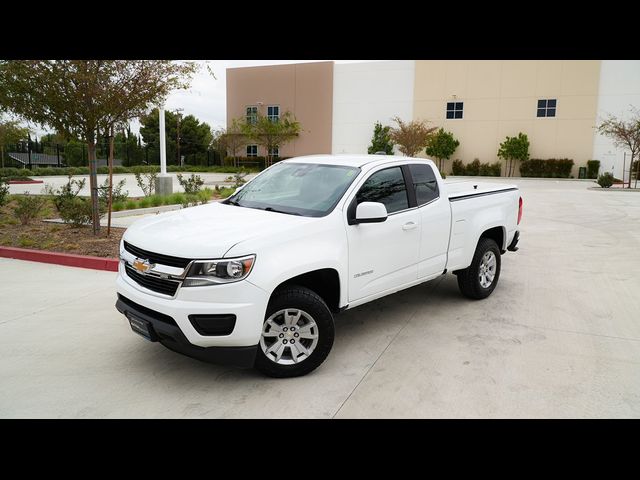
1,140,225,170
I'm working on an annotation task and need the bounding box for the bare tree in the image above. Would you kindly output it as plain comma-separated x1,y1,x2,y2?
388,116,438,157
597,108,640,188
223,118,248,167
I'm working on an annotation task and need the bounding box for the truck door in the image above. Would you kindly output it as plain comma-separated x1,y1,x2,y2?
406,163,450,278
345,165,420,302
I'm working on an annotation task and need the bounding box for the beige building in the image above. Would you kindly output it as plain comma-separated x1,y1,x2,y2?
226,61,333,158
226,60,640,178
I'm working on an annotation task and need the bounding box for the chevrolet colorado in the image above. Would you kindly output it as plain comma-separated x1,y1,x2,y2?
116,155,522,377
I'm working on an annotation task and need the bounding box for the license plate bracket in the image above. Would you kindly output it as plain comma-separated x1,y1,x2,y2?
127,314,158,342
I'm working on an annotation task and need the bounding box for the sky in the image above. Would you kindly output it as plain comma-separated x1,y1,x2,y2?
22,60,379,139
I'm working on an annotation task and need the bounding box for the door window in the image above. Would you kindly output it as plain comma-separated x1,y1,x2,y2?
356,167,409,214
408,164,439,206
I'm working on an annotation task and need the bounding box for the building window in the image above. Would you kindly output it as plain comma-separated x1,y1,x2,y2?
537,99,557,117
268,146,279,158
246,145,258,157
267,105,279,122
446,102,463,119
246,106,258,124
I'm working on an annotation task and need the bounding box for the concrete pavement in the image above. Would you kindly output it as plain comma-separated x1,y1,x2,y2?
1,178,639,418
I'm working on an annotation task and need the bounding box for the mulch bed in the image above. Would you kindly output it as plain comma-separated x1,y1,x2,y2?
0,218,124,258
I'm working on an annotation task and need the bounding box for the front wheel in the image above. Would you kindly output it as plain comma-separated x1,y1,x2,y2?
254,286,335,378
456,237,501,300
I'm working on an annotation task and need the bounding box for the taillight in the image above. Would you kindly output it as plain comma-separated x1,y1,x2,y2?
517,197,523,225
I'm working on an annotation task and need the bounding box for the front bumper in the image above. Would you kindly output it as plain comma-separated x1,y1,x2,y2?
116,295,258,367
116,259,270,349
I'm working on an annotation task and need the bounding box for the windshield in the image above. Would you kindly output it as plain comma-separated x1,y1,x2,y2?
225,162,360,217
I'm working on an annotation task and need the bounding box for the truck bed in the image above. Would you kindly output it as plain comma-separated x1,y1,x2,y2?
445,180,518,201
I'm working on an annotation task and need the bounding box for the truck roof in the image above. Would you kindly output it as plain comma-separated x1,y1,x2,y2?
284,154,435,168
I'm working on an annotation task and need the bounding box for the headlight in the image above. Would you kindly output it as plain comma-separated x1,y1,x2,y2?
182,255,256,286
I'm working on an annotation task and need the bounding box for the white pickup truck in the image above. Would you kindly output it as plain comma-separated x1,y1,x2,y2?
116,155,522,377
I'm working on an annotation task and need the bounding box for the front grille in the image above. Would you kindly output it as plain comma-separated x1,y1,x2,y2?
123,241,191,269
125,264,181,297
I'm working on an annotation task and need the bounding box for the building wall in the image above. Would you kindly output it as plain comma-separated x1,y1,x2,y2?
332,61,415,154
413,60,601,176
226,61,333,157
592,60,640,181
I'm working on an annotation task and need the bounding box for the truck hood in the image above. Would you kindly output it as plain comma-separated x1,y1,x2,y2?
122,202,313,259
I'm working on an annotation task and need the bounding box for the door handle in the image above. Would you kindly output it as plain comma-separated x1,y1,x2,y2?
402,222,417,231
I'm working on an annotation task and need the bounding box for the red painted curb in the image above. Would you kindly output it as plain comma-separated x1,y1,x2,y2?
0,246,119,272
8,180,44,184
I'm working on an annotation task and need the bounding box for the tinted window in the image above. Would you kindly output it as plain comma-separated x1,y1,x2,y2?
409,164,439,206
446,101,464,120
537,98,557,117
356,167,408,214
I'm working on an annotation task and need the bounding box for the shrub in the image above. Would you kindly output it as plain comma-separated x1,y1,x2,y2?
138,197,151,208
166,192,185,205
0,177,9,207
177,173,204,194
58,197,95,227
112,201,125,212
219,187,235,198
98,178,129,204
225,170,248,188
149,195,164,207
597,172,614,188
450,159,502,176
44,175,86,211
587,160,600,179
519,158,574,178
13,193,47,225
133,169,158,196
125,199,138,210
19,236,36,248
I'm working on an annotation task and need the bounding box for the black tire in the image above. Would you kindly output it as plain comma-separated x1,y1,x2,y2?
254,285,335,378
456,237,501,300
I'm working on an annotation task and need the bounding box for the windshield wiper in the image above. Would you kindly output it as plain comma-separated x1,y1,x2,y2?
226,199,241,206
263,207,301,216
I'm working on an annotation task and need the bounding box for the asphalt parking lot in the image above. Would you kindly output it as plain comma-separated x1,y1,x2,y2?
1,178,639,418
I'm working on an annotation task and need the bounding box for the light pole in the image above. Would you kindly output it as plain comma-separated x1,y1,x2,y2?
155,106,173,196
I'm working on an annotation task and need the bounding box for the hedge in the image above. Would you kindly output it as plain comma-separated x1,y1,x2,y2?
0,164,260,178
587,160,600,179
519,158,574,178
451,159,502,176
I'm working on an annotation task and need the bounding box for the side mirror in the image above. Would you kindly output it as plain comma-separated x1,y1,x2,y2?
354,202,388,224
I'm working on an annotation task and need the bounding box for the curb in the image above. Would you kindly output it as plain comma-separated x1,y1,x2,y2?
8,180,44,184
0,246,119,272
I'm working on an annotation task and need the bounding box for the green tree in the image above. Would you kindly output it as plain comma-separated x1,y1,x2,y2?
0,60,197,234
425,128,460,173
241,111,301,167
388,116,438,157
597,109,640,188
0,118,29,168
498,132,530,177
367,121,394,155
140,109,212,166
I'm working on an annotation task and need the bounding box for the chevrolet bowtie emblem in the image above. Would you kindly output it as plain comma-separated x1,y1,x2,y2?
132,258,154,274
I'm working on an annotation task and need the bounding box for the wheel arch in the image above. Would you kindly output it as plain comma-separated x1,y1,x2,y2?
271,268,342,313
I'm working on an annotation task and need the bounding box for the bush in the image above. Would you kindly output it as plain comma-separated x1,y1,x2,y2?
0,164,262,178
0,177,9,207
519,158,574,178
138,197,151,208
587,160,600,179
112,201,125,212
12,193,47,225
44,175,86,211
177,173,204,194
597,172,614,188
125,199,138,210
450,159,502,176
58,197,95,227
133,169,158,196
149,195,164,207
98,178,129,204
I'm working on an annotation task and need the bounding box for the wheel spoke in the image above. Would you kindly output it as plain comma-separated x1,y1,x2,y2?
262,330,280,338
289,345,299,363
265,340,283,355
266,319,282,333
284,310,302,326
297,324,317,339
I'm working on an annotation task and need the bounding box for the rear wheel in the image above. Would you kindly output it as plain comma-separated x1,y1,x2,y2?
456,237,501,300
254,286,334,378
